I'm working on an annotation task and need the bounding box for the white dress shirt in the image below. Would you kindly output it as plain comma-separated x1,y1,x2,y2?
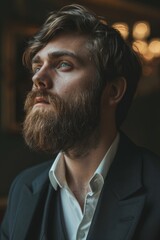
49,133,119,240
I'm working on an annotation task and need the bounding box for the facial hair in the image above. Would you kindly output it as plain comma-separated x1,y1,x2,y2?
23,83,102,156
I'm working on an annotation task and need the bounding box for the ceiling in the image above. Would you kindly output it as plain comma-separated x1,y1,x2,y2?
0,0,160,21
0,0,160,31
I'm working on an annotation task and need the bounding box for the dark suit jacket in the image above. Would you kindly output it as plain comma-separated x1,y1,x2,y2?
1,133,160,240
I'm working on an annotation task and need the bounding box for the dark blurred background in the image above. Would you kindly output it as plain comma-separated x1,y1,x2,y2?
0,0,160,219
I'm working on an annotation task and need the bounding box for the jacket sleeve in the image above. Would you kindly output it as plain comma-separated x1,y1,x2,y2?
0,173,24,240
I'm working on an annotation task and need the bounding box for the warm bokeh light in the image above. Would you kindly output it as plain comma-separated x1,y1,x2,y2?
132,40,148,55
112,22,129,39
111,19,159,65
143,51,154,61
148,38,160,57
132,21,150,40
132,40,156,61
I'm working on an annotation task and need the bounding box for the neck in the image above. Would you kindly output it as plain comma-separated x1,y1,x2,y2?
63,127,117,209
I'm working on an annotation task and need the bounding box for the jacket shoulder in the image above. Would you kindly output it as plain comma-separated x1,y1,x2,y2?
122,133,160,180
11,159,54,190
140,147,160,178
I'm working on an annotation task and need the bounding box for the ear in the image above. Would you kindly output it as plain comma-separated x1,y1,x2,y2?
109,77,127,106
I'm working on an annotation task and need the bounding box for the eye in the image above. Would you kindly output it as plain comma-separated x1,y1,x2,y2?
32,66,41,74
34,67,41,73
57,61,72,71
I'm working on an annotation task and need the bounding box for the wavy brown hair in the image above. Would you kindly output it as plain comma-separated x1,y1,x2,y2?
23,4,142,127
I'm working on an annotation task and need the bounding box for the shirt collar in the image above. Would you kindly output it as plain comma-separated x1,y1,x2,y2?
95,132,119,179
89,133,119,193
49,152,66,190
49,133,120,191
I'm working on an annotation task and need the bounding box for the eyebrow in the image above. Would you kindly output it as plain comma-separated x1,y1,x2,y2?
32,50,84,65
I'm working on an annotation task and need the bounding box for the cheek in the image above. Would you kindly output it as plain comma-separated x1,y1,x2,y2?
52,81,75,96
52,69,97,96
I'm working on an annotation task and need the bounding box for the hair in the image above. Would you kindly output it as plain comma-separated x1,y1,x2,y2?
23,4,142,127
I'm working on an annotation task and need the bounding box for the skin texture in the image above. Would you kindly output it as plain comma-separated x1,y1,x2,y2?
29,32,126,208
31,33,96,98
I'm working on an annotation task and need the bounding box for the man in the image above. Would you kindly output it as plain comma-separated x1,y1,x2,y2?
1,4,160,240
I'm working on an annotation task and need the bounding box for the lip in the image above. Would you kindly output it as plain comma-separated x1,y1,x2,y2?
34,96,49,105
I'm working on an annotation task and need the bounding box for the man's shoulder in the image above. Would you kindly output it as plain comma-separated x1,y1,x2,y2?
140,147,160,172
10,158,55,194
121,132,159,156
121,132,160,173
18,159,54,181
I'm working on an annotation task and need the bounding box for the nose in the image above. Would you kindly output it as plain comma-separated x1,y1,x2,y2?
32,67,52,90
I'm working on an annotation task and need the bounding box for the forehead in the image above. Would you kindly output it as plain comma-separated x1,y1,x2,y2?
33,33,91,60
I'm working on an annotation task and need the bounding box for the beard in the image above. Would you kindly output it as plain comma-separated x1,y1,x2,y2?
23,82,102,156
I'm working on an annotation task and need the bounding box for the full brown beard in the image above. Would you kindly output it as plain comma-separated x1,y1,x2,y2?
23,84,102,155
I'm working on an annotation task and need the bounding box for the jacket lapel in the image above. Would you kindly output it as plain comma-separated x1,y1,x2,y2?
87,134,146,240
11,168,50,240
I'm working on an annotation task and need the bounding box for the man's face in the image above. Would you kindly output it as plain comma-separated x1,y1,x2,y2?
32,33,97,99
23,33,103,155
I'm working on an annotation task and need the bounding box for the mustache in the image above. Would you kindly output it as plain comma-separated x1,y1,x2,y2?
24,90,59,112
26,89,52,101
